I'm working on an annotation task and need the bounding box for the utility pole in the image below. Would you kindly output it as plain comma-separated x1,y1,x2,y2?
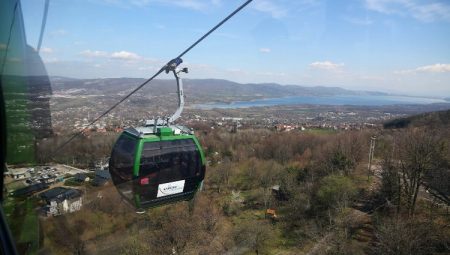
367,135,376,180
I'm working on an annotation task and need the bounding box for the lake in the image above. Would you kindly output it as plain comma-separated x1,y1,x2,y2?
193,95,448,109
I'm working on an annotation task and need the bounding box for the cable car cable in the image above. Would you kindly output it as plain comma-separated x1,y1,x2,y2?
37,0,50,53
175,0,253,60
48,0,253,159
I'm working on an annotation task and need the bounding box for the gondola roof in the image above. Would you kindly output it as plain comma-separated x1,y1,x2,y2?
123,125,193,138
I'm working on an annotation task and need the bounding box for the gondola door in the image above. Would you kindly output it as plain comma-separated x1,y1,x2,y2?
136,138,203,208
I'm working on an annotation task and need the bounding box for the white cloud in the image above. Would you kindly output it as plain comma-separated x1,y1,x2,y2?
395,63,450,74
138,66,159,71
365,0,450,22
344,16,374,25
211,0,222,6
43,58,60,64
416,63,450,73
79,50,142,60
169,0,208,11
101,0,220,11
227,68,244,72
129,0,150,7
365,0,403,14
50,29,68,36
252,0,287,18
259,48,271,53
359,75,385,81
111,51,141,60
309,61,344,71
410,2,450,22
80,50,109,58
256,71,286,77
40,47,53,53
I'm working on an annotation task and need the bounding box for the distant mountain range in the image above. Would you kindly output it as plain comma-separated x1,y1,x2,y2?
50,77,389,103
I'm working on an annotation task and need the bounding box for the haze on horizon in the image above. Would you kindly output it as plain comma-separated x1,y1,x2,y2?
21,0,450,97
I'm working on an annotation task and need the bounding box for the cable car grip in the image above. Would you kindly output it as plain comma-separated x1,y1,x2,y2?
164,57,183,74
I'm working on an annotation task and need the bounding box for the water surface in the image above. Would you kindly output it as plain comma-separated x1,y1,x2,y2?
194,95,447,109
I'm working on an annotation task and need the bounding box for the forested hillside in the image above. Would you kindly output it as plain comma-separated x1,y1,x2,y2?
384,109,450,129
33,116,450,254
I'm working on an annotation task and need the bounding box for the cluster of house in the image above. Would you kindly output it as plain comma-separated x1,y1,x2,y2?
10,168,112,217
39,170,112,216
40,187,83,217
274,124,306,132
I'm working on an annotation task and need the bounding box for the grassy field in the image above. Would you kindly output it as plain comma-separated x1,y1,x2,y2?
19,199,40,254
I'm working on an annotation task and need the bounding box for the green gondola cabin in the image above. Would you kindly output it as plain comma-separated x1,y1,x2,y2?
109,126,206,209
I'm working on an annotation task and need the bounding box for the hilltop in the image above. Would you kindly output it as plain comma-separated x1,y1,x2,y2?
384,109,450,129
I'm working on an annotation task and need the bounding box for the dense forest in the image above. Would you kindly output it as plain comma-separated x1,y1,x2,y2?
31,114,450,254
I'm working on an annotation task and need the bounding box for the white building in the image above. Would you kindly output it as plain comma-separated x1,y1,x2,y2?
40,187,83,216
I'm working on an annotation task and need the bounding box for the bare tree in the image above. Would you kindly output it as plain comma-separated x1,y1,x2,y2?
373,217,449,255
380,148,401,208
397,129,447,216
234,220,274,255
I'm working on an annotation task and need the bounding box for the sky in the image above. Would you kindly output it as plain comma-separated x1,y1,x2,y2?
20,0,450,97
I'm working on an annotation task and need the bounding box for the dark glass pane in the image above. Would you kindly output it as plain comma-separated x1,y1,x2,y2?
138,139,201,202
140,141,160,177
110,135,137,182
